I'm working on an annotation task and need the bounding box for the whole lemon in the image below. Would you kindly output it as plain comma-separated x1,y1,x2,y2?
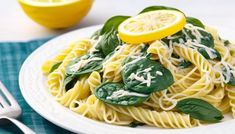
18,0,93,29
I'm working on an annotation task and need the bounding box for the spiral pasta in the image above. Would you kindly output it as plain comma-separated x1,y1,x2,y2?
47,39,93,97
103,44,142,82
41,41,76,75
87,71,102,93
69,95,134,125
57,75,91,107
108,105,200,128
42,11,235,130
226,85,235,117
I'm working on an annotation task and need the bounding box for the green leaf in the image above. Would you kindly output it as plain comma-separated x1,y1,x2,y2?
163,26,221,60
139,5,183,14
184,28,221,60
199,30,214,48
224,40,230,46
128,122,145,128
92,16,129,57
184,28,214,48
122,57,174,94
198,48,221,60
94,82,149,106
228,75,235,86
161,32,184,46
178,60,192,68
91,29,101,39
49,62,62,73
66,53,104,76
176,98,223,122
223,66,235,86
186,17,205,28
140,44,150,57
63,75,78,91
100,16,130,35
96,30,121,56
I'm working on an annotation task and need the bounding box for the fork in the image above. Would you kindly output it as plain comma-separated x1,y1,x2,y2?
0,81,35,134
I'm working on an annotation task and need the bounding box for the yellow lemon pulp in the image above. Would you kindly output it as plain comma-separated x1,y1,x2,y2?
18,0,93,28
118,10,186,44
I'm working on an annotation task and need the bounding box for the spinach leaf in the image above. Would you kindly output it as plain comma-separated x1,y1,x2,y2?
96,30,121,56
228,75,235,86
91,29,101,39
94,16,128,56
94,82,149,106
223,67,235,86
66,52,104,76
186,27,221,60
184,27,214,48
140,44,150,57
122,57,174,94
49,62,62,73
161,30,184,45
186,17,205,28
178,60,192,68
139,5,182,14
63,75,78,91
198,48,221,60
128,122,145,128
223,40,230,46
176,98,223,122
100,16,129,35
162,27,221,60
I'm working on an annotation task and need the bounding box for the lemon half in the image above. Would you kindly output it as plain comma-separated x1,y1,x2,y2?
18,0,93,28
118,10,186,44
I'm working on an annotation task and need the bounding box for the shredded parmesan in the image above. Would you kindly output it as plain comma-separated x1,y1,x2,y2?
185,24,204,43
69,57,103,72
156,71,163,76
128,67,155,87
213,61,235,87
184,40,218,59
89,36,103,53
102,45,125,67
122,55,145,69
106,89,148,100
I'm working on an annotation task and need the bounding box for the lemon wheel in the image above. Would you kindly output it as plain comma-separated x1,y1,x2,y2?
118,10,186,44
18,0,93,28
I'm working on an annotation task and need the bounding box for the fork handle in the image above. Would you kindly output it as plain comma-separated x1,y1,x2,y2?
0,116,35,134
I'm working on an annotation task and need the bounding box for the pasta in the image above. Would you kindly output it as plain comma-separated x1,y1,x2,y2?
70,95,134,125
47,39,93,97
42,6,235,129
108,105,200,128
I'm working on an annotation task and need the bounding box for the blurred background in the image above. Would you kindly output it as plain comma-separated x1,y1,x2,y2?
0,0,234,41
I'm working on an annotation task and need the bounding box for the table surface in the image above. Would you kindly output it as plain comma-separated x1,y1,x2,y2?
1,0,235,41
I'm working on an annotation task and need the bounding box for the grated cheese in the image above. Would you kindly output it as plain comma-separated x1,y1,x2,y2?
128,67,155,87
89,35,103,53
106,89,148,100
122,55,145,69
213,60,235,87
156,71,163,76
69,57,103,72
185,24,205,43
184,40,217,59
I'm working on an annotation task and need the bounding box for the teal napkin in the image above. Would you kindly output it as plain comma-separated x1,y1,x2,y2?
0,38,75,134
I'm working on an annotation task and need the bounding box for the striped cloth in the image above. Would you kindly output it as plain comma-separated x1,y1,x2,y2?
0,38,74,134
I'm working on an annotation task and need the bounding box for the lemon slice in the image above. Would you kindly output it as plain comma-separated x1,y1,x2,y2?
118,10,186,44
18,0,93,28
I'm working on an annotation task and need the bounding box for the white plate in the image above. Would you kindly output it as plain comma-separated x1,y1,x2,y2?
19,25,235,134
